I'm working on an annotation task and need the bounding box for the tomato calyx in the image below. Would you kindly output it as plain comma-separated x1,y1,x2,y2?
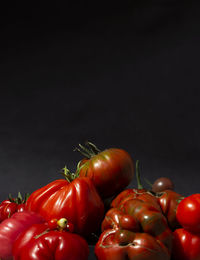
74,141,101,159
61,166,79,182
8,192,30,204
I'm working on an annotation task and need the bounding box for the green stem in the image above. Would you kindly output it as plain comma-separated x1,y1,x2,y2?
61,166,79,182
136,160,143,189
74,141,101,158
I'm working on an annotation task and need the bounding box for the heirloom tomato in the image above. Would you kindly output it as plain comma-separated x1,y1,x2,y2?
13,218,89,260
103,197,173,252
0,211,44,260
157,189,183,230
176,193,200,233
172,228,200,260
75,141,134,198
95,229,170,260
26,169,104,237
0,192,29,222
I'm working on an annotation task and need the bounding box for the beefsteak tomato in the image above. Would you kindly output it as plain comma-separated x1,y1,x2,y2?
26,172,104,237
13,219,89,260
95,229,170,260
0,211,44,260
75,141,134,198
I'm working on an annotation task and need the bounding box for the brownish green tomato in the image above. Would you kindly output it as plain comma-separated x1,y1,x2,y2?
152,177,174,193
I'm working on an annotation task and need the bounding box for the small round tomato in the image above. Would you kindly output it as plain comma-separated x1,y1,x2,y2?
0,193,29,222
172,228,200,260
176,194,200,233
152,177,174,192
75,142,134,198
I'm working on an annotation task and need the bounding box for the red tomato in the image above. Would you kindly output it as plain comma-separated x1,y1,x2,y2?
13,222,89,260
0,193,29,222
26,177,104,236
75,142,134,198
0,211,44,260
176,193,200,233
172,228,200,260
158,189,183,230
95,229,170,260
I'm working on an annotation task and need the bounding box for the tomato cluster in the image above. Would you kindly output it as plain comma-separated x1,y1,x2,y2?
0,141,199,260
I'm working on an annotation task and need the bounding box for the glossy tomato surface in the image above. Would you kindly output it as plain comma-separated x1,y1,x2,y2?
172,228,200,260
176,193,200,233
95,229,170,260
77,148,134,198
0,211,44,260
26,177,104,236
13,222,89,260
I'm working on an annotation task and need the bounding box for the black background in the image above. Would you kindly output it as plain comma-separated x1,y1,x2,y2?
1,1,200,259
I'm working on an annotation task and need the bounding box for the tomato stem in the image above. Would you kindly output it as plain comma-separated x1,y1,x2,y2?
61,166,79,182
74,141,101,158
136,160,143,189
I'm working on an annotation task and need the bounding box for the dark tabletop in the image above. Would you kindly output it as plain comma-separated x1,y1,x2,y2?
0,1,200,259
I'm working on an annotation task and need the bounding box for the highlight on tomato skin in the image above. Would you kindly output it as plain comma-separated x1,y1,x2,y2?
75,142,135,199
176,193,200,233
12,221,89,260
25,176,105,237
95,229,171,260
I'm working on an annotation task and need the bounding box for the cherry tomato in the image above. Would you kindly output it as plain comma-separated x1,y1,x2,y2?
176,193,200,233
152,177,174,192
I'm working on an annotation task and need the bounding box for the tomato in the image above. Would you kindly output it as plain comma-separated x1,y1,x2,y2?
102,198,173,252
95,229,170,260
157,189,183,230
75,142,134,198
176,194,200,233
172,228,200,260
13,220,89,260
0,211,44,260
26,174,104,237
152,177,174,193
0,193,29,222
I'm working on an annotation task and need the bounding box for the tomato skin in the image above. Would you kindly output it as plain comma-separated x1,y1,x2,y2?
95,229,170,260
103,197,173,252
26,177,104,236
78,148,134,198
172,228,200,260
176,194,200,233
13,222,89,260
0,211,44,260
157,189,182,230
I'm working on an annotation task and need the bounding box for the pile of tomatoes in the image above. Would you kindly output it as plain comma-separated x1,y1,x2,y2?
0,141,199,260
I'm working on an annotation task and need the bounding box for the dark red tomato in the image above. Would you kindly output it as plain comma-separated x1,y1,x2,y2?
172,228,200,260
0,193,29,222
26,176,104,236
152,177,174,193
157,189,183,230
75,142,134,198
95,229,170,260
13,221,89,260
176,193,200,233
106,198,173,252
